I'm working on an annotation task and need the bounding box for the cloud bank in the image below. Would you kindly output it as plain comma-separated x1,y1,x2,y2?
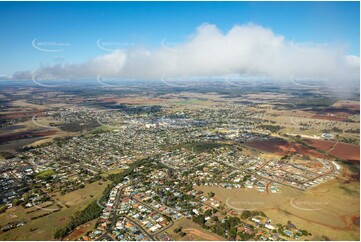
9,23,360,85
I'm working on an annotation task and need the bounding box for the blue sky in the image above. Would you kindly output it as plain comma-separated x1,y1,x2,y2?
0,1,359,76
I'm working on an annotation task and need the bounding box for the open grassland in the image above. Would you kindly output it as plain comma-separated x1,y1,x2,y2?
51,181,111,208
166,217,225,241
258,106,359,143
0,181,110,240
197,177,360,241
99,95,164,105
159,92,228,110
11,99,73,110
0,117,78,152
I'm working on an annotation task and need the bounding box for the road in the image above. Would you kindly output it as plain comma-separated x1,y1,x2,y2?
98,186,125,240
97,160,294,241
97,232,113,241
307,159,335,183
265,181,271,193
99,184,174,241
110,186,125,229
255,174,305,191
130,196,174,236
125,216,155,240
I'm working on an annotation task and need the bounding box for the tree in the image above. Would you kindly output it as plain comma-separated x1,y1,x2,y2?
205,209,212,217
13,198,21,206
241,210,251,219
229,227,237,238
0,206,7,214
54,228,67,238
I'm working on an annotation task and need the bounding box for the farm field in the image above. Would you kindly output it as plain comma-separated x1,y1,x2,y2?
246,138,328,158
257,106,360,144
304,138,360,162
329,143,360,162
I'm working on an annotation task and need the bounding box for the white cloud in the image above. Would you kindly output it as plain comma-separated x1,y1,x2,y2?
9,23,360,84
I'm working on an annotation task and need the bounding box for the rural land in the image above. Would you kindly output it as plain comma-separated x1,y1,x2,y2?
0,79,359,241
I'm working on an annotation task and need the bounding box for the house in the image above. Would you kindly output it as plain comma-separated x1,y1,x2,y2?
82,235,91,241
160,220,167,227
322,133,334,140
129,226,138,233
251,217,261,223
135,234,144,240
88,232,97,239
125,222,133,229
265,224,275,230
284,230,293,237
149,224,162,232
116,221,124,229
25,202,33,208
16,221,26,227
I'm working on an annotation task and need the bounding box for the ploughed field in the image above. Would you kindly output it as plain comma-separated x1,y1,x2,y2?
310,114,347,121
304,138,360,162
0,111,43,120
309,105,359,122
0,129,58,146
247,138,360,162
247,138,327,159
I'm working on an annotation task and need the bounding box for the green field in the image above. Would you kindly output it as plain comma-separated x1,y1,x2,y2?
0,181,110,240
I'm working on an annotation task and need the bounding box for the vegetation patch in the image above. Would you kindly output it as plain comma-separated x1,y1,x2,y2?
35,169,55,181
176,141,229,154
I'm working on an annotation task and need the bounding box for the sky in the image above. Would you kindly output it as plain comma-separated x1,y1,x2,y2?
0,1,359,83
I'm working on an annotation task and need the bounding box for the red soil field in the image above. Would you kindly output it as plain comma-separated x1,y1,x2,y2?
311,114,347,121
335,103,360,111
347,104,360,110
304,138,360,162
63,224,90,241
99,97,163,104
0,111,43,119
33,130,58,136
247,139,327,158
304,138,335,150
352,216,360,226
247,139,287,154
0,129,57,144
329,143,360,162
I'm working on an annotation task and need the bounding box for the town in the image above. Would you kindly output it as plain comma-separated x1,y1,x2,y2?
1,94,356,240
